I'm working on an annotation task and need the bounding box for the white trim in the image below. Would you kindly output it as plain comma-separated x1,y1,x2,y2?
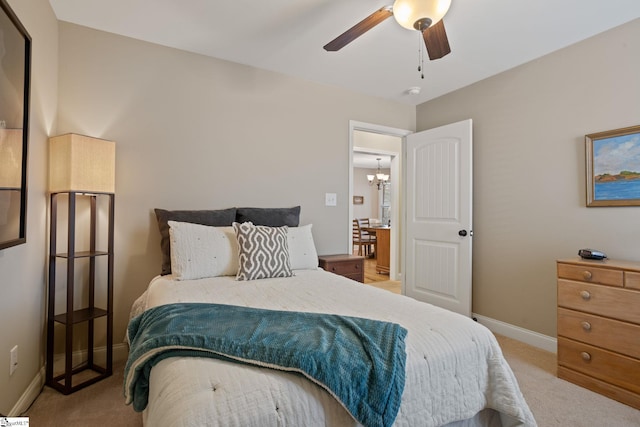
52,342,129,366
114,342,129,361
353,146,399,157
349,121,413,137
9,366,45,416
9,343,129,416
473,313,557,353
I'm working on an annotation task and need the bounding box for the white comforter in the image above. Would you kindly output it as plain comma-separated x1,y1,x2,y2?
129,269,536,427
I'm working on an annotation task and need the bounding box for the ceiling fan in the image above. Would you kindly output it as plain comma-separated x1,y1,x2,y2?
324,0,452,60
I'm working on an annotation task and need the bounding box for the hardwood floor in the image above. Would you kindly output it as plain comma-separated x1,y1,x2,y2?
360,254,402,294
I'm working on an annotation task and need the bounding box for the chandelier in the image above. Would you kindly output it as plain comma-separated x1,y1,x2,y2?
367,158,389,190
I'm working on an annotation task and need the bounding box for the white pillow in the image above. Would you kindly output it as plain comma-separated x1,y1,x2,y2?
168,221,239,280
287,224,319,270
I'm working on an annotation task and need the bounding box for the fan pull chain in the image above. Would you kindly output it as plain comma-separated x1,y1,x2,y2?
417,34,425,79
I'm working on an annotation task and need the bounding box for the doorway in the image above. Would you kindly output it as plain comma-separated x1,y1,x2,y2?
348,121,411,286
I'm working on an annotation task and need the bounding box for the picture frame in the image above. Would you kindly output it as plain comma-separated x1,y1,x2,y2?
0,0,31,250
353,195,364,205
586,125,640,207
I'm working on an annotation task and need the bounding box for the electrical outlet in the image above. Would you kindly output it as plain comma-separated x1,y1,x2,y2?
10,345,18,376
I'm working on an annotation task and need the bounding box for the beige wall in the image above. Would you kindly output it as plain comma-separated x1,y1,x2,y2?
0,0,58,415
55,22,415,355
416,19,640,337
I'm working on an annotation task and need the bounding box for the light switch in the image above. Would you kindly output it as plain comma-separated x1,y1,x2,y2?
325,193,337,206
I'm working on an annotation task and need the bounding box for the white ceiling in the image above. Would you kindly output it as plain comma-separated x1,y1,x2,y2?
48,1,640,106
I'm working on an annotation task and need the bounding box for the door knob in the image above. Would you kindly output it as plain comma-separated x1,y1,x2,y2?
458,230,467,237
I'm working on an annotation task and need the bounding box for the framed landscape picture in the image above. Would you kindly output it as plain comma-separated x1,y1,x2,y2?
586,125,640,207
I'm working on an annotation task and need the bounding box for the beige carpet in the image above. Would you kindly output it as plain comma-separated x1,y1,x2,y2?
494,334,640,426
23,335,640,426
24,361,141,427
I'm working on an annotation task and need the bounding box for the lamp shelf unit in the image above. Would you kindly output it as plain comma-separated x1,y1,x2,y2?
52,307,108,324
55,250,109,258
46,191,114,394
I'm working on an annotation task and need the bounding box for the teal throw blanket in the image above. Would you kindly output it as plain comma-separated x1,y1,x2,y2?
125,303,407,427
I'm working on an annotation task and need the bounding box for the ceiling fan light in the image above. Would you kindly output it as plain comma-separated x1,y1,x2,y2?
392,0,451,30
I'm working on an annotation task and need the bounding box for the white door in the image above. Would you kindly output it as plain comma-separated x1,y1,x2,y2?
404,119,473,317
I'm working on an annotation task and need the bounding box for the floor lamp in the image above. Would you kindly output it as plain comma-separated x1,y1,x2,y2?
46,133,116,394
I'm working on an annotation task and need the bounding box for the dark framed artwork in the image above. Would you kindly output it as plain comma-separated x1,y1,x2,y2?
353,195,364,205
0,0,31,249
586,125,640,207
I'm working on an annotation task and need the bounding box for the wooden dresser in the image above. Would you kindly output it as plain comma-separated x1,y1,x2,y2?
318,254,364,283
556,257,640,409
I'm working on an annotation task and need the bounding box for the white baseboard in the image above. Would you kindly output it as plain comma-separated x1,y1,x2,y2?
473,313,557,353
9,343,129,417
53,342,129,366
9,366,45,416
113,342,129,362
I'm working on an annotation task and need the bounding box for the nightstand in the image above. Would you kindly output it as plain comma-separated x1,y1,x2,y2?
318,254,364,283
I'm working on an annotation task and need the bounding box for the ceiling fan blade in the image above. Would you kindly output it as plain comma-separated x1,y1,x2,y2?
422,19,451,60
323,6,393,52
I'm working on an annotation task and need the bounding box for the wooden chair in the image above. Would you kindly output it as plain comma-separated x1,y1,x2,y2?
357,218,374,238
359,218,378,243
353,219,376,256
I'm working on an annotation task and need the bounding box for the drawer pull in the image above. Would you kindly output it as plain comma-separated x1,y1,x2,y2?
581,321,591,331
581,352,591,361
331,267,337,272
582,270,593,280
580,290,591,301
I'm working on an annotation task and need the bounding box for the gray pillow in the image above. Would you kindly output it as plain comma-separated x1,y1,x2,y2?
235,206,301,227
154,208,236,275
233,222,293,281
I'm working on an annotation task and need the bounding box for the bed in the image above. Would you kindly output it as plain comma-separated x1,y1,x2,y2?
124,207,536,427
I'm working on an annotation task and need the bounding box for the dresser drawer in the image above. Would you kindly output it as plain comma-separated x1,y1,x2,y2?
325,259,361,275
626,271,640,290
558,337,640,395
557,308,640,359
557,262,623,286
557,279,640,324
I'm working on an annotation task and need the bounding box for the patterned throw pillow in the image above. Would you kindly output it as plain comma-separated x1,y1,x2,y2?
233,222,293,281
